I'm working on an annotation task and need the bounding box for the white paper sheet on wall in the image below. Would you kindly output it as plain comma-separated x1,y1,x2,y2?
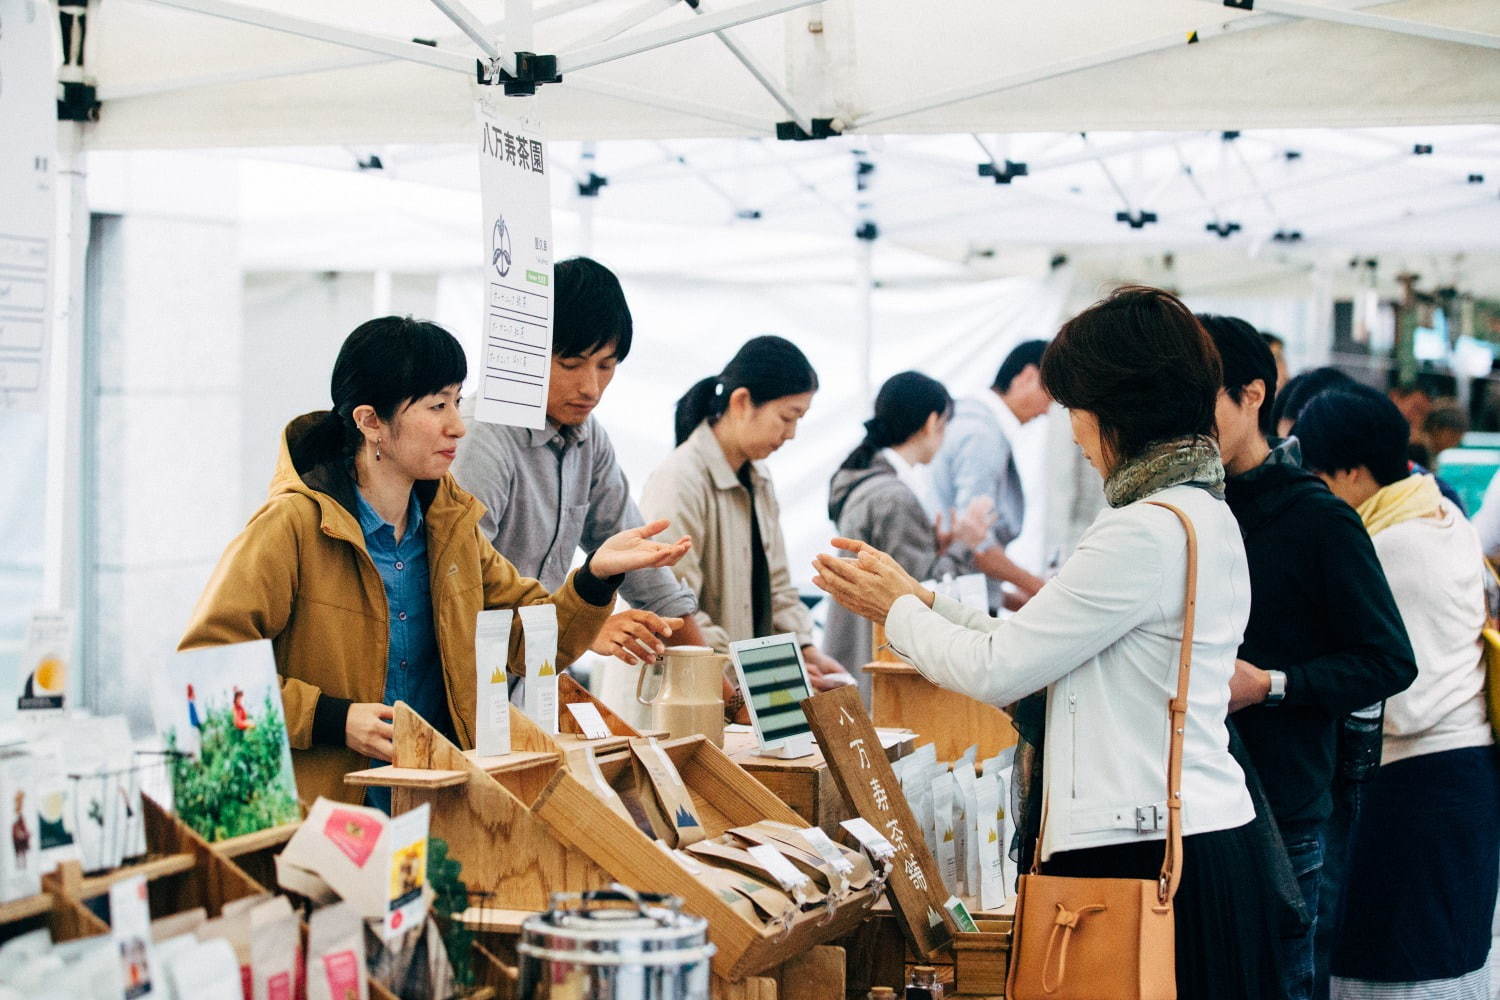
473,93,553,430
0,0,56,413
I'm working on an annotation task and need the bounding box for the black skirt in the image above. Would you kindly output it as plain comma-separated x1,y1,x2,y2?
1042,821,1283,1000
1331,745,1500,982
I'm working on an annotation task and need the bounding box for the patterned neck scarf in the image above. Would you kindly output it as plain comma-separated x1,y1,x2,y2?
1103,435,1225,508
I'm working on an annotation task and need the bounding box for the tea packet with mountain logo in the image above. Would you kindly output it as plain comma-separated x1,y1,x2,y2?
518,605,559,734
473,609,513,757
629,738,704,848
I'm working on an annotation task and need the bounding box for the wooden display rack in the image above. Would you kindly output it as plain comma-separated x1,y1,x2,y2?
866,624,1017,761
350,700,870,987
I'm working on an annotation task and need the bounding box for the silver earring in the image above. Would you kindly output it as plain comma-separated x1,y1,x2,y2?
375,438,382,461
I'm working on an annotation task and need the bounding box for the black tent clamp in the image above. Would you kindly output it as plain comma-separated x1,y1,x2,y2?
475,51,562,96
978,160,1028,184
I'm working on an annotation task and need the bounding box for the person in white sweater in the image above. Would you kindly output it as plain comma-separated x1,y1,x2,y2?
1296,384,1498,1000
813,286,1280,1000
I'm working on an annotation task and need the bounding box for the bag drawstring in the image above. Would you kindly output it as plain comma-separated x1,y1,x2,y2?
1041,902,1108,993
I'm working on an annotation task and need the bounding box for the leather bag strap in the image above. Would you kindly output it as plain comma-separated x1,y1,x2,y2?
1144,500,1196,906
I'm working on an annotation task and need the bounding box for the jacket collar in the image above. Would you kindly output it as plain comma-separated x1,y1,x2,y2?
687,419,765,493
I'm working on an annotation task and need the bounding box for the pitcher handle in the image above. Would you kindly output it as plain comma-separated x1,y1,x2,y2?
635,659,666,705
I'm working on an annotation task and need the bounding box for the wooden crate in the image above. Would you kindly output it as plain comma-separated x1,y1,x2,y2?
532,735,877,981
723,727,916,836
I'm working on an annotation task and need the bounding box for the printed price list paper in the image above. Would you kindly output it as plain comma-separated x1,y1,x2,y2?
0,0,56,412
474,98,553,429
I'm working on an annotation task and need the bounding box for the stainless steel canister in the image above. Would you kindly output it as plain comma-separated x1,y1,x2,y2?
517,885,715,1000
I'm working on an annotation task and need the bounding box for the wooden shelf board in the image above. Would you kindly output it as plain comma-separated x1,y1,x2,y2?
213,820,302,858
77,853,196,900
461,749,560,776
457,906,540,934
0,891,53,923
344,766,468,789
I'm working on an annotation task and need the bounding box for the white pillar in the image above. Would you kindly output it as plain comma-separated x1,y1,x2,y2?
41,123,87,617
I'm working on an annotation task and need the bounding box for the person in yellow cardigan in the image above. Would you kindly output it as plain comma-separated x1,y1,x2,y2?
181,316,690,807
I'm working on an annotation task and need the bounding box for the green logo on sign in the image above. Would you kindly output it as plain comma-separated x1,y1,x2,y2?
526,270,549,286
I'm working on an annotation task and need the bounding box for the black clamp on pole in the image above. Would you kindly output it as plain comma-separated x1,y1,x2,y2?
1204,220,1242,238
1272,229,1304,243
978,160,1028,184
1223,0,1254,9
1115,210,1158,230
475,52,562,96
776,119,841,141
854,221,879,242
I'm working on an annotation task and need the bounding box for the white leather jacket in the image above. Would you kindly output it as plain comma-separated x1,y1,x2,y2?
886,484,1255,861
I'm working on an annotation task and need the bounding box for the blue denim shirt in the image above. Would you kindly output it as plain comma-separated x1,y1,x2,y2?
355,487,448,809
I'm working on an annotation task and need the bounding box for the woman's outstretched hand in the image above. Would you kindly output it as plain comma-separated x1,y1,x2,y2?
812,538,934,622
592,519,692,578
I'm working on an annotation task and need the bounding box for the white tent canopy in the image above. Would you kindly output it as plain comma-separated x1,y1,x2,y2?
85,0,1500,149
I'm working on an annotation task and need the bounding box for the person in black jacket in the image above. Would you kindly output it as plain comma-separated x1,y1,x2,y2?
1204,315,1418,1000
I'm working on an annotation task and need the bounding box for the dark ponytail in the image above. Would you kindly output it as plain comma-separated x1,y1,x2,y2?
674,335,819,445
327,315,468,457
839,371,953,471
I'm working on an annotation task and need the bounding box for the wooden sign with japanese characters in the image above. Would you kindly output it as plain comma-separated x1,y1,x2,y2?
802,685,954,957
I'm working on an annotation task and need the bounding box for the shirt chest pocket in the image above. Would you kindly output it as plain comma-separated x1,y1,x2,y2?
546,502,593,576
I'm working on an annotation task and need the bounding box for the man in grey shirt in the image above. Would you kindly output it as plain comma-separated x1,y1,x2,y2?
453,256,709,668
929,339,1052,610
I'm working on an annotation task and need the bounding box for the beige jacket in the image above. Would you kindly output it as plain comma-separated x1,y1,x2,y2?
180,412,613,806
639,420,813,652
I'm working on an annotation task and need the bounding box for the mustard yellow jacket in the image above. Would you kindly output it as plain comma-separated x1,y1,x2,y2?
180,413,612,806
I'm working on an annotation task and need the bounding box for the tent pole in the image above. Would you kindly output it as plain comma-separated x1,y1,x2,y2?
430,0,515,75
42,124,89,617
695,1,816,135
556,0,824,74
848,0,1394,129
508,0,535,54
101,0,602,101
137,0,475,75
855,237,874,408
1215,0,1500,52
563,0,679,50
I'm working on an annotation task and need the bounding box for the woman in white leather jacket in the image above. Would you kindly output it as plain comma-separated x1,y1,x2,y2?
814,286,1280,1000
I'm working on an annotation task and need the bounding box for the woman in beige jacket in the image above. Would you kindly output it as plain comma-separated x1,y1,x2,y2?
640,336,853,706
182,316,690,806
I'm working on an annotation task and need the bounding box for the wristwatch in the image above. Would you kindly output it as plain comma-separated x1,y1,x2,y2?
1264,670,1288,707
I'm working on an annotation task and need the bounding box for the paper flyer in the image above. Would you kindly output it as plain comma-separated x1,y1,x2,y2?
474,95,553,430
110,875,159,999
0,0,56,413
0,747,39,901
473,609,514,757
152,641,300,842
16,610,70,712
384,803,430,939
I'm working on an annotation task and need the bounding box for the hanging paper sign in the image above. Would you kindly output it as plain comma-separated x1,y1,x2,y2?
803,686,954,957
17,610,70,711
474,95,553,430
0,0,55,412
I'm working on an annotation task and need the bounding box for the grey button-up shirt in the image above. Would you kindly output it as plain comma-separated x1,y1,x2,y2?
451,416,698,619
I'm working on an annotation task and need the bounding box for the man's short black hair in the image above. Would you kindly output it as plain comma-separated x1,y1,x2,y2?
1261,331,1285,350
1200,314,1278,436
992,339,1049,391
1270,366,1357,431
1296,384,1412,487
552,256,633,361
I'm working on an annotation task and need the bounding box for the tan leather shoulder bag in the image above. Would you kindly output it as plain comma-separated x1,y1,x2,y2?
1006,501,1196,1000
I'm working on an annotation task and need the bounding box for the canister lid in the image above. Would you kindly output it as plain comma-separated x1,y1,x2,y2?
519,885,714,964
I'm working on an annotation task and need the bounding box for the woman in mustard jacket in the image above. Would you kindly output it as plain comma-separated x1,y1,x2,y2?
181,317,690,807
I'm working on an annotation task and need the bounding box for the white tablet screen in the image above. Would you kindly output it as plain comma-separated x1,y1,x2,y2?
738,641,812,744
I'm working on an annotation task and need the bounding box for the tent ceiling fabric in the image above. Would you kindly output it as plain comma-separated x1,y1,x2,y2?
86,0,1500,149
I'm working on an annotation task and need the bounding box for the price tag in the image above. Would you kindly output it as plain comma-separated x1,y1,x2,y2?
565,702,612,740
840,817,896,860
747,844,810,893
801,826,855,875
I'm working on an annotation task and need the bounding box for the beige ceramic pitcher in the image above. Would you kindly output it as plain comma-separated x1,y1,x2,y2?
635,645,726,747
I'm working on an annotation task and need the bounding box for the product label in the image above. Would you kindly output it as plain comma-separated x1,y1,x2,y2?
801,826,855,875
323,809,382,869
747,844,810,893
840,817,896,860
322,951,360,996
266,972,291,1000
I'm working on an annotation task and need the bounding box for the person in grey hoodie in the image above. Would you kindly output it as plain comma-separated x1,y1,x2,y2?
824,371,994,701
